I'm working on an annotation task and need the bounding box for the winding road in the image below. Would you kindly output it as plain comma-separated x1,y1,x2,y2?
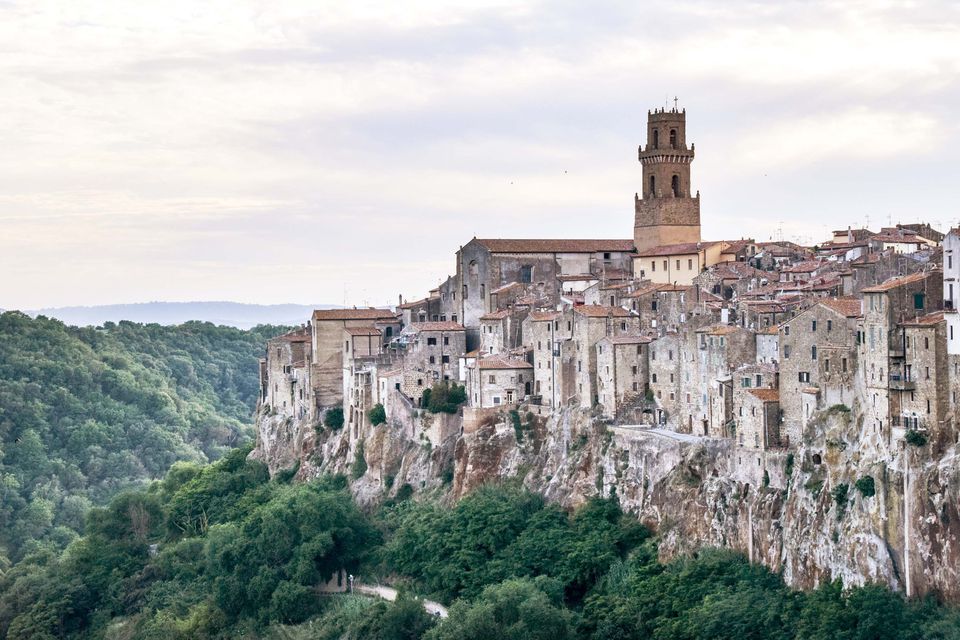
330,582,449,618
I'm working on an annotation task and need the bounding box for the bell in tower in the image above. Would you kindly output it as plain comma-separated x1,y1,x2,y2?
633,104,701,254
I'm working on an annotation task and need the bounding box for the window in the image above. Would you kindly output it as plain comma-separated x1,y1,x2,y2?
799,371,810,383
914,292,925,310
480,284,485,298
636,345,642,355
345,341,350,352
652,373,658,383
429,356,436,364
652,129,659,149
688,258,693,269
632,366,638,375
443,336,449,345
488,375,495,384
671,175,680,197
649,175,656,195
442,355,450,364
811,346,817,360
824,358,830,372
417,378,423,386
926,366,930,380
520,265,533,283
742,377,752,387
784,325,790,336
842,357,848,372
925,337,929,349
676,259,681,270
827,320,832,332
811,320,817,331
427,337,437,345
669,129,677,148
633,382,639,391
784,345,791,358
663,260,668,271
603,252,611,260
651,261,656,272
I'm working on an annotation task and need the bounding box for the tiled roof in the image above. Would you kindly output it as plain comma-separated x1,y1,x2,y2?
901,311,945,326
277,328,311,342
573,305,634,318
344,326,382,336
820,298,863,318
480,310,512,321
861,271,933,292
398,297,431,309
474,238,635,253
721,239,755,254
782,260,821,273
748,388,780,402
313,308,397,321
477,356,533,370
409,321,466,332
528,310,561,321
636,241,718,257
492,282,523,294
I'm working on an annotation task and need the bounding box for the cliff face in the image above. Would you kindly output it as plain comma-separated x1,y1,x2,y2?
252,404,960,602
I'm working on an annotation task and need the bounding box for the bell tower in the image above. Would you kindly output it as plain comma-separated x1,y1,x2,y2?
633,105,701,253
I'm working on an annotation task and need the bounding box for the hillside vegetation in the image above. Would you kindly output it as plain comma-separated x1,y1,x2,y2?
1,451,958,639
0,312,285,563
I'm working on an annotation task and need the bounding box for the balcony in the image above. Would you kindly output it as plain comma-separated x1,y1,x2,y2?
888,374,915,391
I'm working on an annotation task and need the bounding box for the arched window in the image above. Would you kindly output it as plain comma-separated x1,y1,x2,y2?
671,174,680,197
649,175,656,196
385,326,393,338
652,129,659,149
669,128,677,148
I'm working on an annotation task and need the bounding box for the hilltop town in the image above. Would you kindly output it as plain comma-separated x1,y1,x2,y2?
254,106,960,600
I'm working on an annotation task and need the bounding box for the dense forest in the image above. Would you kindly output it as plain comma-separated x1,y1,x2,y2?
0,312,285,564
1,446,958,639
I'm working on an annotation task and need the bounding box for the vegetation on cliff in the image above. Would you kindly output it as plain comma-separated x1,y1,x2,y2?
1,450,958,639
0,312,285,562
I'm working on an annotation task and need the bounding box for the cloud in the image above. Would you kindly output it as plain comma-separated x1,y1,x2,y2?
2,0,960,308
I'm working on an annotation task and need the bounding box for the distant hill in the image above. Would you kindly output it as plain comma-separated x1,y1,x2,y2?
24,301,338,329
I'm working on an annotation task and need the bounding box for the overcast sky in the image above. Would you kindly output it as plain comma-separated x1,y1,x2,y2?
3,0,960,310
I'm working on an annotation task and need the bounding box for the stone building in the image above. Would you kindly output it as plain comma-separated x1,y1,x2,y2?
634,107,701,253
596,334,651,419
571,305,640,407
310,308,400,409
455,238,635,344
778,298,862,446
478,308,527,355
898,312,951,447
635,241,723,286
396,321,467,406
262,327,313,420
860,270,943,451
647,331,681,425
521,310,573,408
683,324,757,437
466,355,535,408
734,387,781,450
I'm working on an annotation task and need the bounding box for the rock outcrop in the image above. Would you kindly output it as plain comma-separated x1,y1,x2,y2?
252,402,960,602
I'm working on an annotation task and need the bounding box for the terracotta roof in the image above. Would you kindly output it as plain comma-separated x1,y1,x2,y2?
757,326,780,335
820,298,863,318
748,388,779,402
409,321,466,332
623,283,673,298
492,282,523,294
480,310,512,321
636,241,718,257
861,271,933,293
473,238,635,253
901,311,945,327
477,356,533,370
782,260,821,273
313,308,396,321
398,297,431,310
573,305,634,318
721,239,755,254
557,274,600,282
528,310,561,321
697,325,740,336
344,326,381,336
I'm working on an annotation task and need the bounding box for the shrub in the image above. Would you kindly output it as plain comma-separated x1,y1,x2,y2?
324,407,345,431
832,483,849,519
905,430,928,447
424,382,467,414
511,410,524,442
351,442,367,480
855,475,875,498
368,403,386,426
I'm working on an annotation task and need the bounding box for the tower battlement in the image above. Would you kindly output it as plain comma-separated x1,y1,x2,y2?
633,105,701,254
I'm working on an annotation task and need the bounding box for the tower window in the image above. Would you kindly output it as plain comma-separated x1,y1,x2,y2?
653,129,659,149
669,128,677,149
671,175,680,197
649,175,656,197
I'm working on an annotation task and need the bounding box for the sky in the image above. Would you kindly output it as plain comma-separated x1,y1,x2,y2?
2,0,960,310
